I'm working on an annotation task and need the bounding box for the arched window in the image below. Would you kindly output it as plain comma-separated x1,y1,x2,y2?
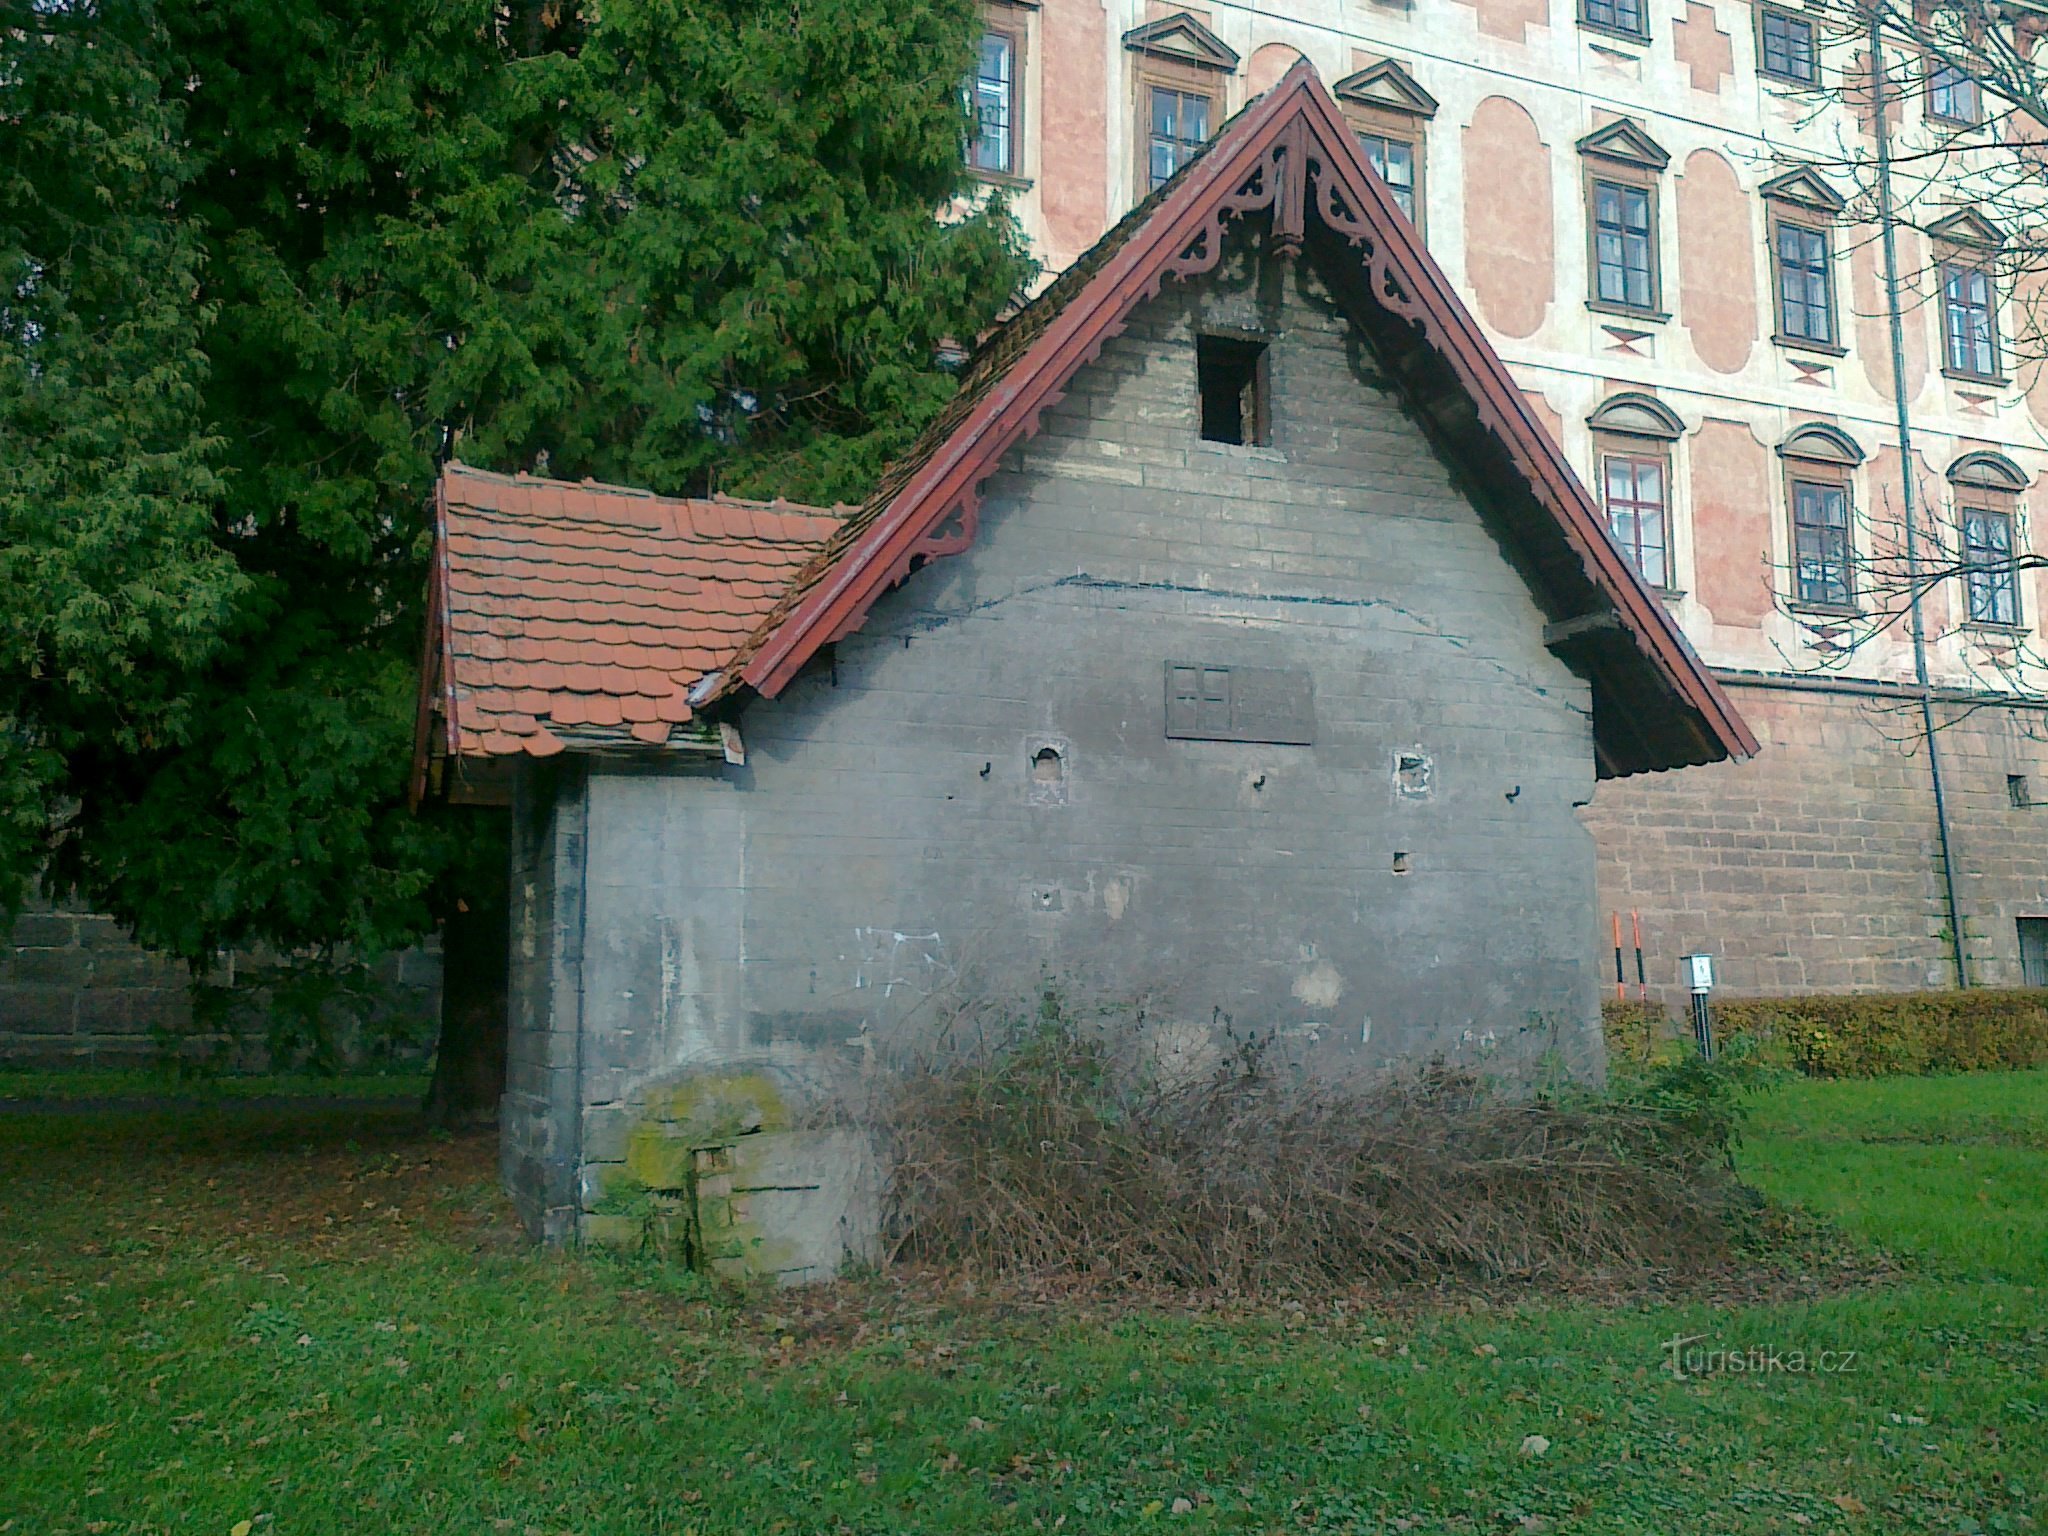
1588,394,1684,590
1780,424,1863,610
1949,453,2030,628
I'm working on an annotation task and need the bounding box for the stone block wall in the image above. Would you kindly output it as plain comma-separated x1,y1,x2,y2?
1584,680,2048,1003
2,895,441,1070
0,902,194,1066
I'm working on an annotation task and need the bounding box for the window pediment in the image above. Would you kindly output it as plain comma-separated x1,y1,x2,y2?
1588,392,1684,440
1333,59,1438,119
1927,208,2005,249
1949,450,2029,490
1759,166,1846,213
1123,12,1239,71
1576,118,1670,170
1779,422,1863,465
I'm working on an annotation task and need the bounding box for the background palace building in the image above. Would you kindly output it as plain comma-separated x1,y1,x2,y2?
960,0,2048,999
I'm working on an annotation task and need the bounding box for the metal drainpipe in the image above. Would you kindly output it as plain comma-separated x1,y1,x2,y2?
1870,19,1972,987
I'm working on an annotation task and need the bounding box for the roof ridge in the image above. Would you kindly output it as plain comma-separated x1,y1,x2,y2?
444,462,657,501
708,493,853,518
445,461,843,518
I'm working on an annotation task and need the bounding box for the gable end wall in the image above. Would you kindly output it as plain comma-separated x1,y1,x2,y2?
564,238,1607,1230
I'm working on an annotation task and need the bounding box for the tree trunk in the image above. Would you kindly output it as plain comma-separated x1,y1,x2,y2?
424,889,509,1129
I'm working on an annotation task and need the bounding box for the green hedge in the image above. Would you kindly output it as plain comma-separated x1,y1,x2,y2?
1602,990,2048,1077
1601,1000,1673,1068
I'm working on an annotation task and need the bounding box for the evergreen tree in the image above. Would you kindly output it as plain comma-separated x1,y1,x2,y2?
1,0,240,918
6,0,1029,1115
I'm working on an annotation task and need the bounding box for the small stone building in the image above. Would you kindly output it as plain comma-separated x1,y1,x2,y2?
414,65,1754,1275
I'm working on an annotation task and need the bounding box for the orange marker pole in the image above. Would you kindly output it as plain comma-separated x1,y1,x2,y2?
1612,912,1625,1002
1631,909,1647,1001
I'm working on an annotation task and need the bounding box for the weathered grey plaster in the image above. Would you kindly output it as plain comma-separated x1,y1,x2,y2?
500,759,588,1241
504,236,1607,1262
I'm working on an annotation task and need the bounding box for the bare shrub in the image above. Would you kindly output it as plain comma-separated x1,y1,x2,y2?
880,1001,1750,1291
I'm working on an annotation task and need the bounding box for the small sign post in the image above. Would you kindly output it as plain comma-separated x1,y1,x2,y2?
1682,952,1716,1060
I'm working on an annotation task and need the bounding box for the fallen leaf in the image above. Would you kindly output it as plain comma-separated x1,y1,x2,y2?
1829,1493,1868,1515
1171,1497,1194,1514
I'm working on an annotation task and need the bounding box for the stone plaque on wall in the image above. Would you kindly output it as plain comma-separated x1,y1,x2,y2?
1164,662,1314,745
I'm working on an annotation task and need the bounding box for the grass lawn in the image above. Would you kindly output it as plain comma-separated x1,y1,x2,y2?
1743,1072,2048,1285
0,1072,2042,1535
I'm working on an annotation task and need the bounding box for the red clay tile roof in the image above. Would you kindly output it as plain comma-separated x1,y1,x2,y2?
424,465,838,761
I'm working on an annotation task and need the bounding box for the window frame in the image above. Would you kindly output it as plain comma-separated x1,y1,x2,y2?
1134,58,1220,195
1783,456,1857,613
1755,5,1819,84
1938,257,2004,383
1356,131,1420,223
1587,394,1685,594
1579,0,1650,44
1336,64,1437,240
1586,173,1664,318
2018,915,2048,987
1597,445,1676,591
1961,500,2024,628
1195,332,1272,448
966,20,1027,183
1767,209,1844,356
1927,62,1985,126
1345,112,1426,234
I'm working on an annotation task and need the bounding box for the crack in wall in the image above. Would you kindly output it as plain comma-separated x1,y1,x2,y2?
890,572,1592,720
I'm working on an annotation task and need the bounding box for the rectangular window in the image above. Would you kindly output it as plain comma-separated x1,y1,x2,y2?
1792,479,1853,607
1196,334,1270,446
1759,9,1817,82
1942,262,2000,378
1357,131,1418,223
1592,180,1657,311
968,31,1017,175
1582,0,1648,39
1930,64,1983,125
1963,505,2021,625
2018,916,2048,986
1148,86,1212,191
1776,222,1835,345
2009,773,2032,809
1601,454,1670,588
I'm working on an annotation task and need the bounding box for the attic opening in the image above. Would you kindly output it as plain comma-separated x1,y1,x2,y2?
1197,334,1271,446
